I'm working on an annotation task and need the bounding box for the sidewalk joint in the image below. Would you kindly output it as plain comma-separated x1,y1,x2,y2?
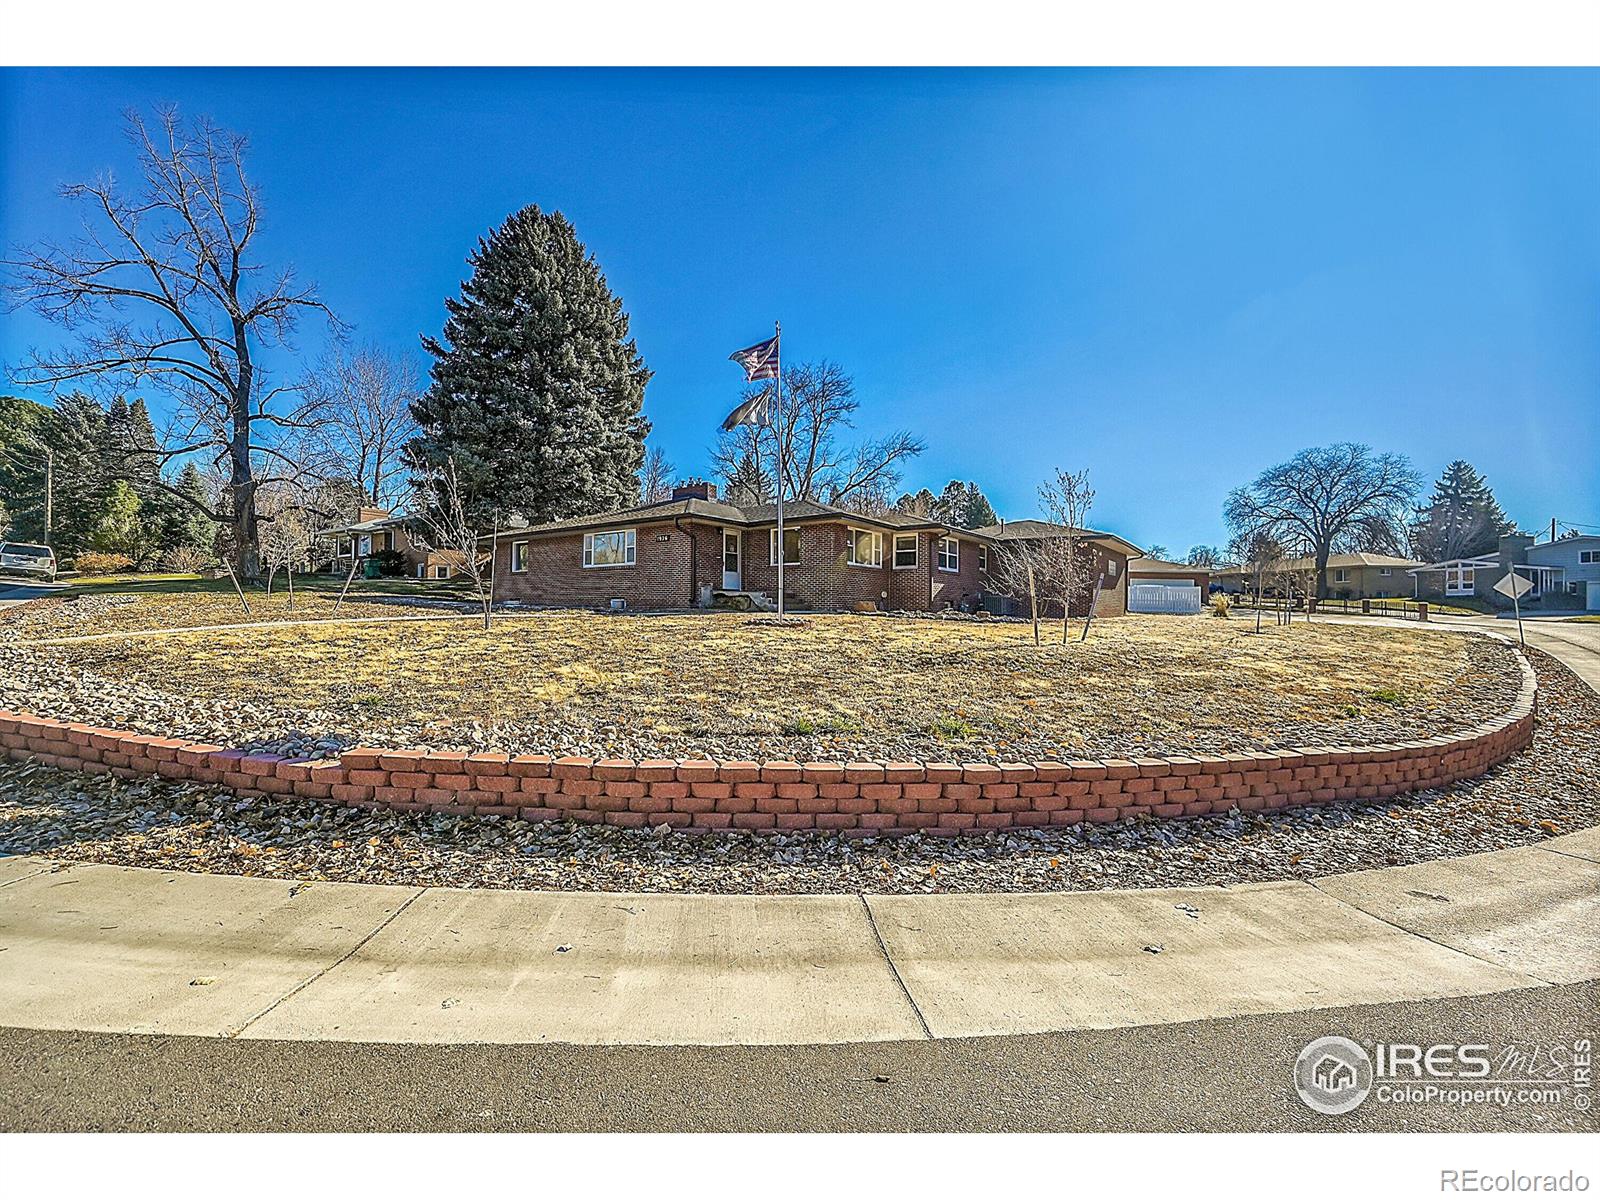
1304,878,1556,987
225,885,429,1038
859,894,933,1040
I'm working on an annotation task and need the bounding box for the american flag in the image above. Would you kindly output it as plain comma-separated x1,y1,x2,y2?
728,333,780,382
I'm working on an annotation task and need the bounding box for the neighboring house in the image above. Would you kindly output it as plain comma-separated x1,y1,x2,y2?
319,507,464,580
1410,532,1600,611
1213,552,1423,599
968,520,1141,619
489,482,1140,615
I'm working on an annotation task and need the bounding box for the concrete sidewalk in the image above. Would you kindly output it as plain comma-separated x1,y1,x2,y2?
2,827,1594,1046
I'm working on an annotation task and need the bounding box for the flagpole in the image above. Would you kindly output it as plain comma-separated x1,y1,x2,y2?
773,319,785,617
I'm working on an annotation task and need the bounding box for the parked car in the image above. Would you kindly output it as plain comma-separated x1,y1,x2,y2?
0,542,58,581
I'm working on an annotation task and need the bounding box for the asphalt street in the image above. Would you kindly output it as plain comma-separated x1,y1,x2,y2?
3,983,1595,1132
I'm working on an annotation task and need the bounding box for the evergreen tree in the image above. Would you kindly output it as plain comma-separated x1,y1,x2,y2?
893,488,936,518
1410,460,1514,562
930,480,999,529
408,205,651,525
161,462,219,555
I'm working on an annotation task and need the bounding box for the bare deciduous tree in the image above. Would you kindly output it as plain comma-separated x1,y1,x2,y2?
1228,528,1285,634
641,445,675,504
710,361,923,506
414,459,496,630
1037,467,1097,643
990,541,1045,646
257,486,315,609
1224,443,1420,600
5,106,337,578
305,343,419,508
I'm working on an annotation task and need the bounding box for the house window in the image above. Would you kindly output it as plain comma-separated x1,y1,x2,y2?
892,533,918,569
434,565,450,579
1571,582,1583,595
1445,566,1475,596
847,529,883,567
1379,568,1392,576
1333,568,1350,584
357,534,372,556
1105,558,1118,577
510,541,529,573
1580,550,1600,565
979,545,988,573
583,529,636,568
937,537,959,573
769,528,801,566
336,536,354,558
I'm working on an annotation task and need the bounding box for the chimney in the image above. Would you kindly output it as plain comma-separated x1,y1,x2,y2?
672,479,717,502
357,505,391,523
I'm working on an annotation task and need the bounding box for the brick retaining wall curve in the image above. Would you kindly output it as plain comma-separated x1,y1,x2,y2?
0,655,1537,836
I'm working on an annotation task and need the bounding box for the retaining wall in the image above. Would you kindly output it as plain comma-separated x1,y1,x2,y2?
0,656,1537,836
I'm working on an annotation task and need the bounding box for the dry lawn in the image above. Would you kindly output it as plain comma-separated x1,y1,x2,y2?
34,610,1514,760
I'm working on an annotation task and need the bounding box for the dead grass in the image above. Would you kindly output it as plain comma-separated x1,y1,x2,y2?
35,610,1506,760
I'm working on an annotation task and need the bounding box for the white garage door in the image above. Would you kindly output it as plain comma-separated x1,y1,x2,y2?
1129,582,1202,614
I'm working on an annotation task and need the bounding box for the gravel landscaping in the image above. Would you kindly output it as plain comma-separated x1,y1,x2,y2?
1,607,1525,764
2,648,1591,895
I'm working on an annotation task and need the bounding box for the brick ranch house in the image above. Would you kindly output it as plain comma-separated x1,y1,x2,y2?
489,482,1142,615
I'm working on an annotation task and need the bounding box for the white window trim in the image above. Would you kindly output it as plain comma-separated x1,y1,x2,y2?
510,540,529,573
979,545,988,573
892,533,918,569
846,528,883,568
1333,568,1350,583
768,528,801,566
582,529,637,568
937,536,959,573
1379,567,1392,576
1581,550,1600,565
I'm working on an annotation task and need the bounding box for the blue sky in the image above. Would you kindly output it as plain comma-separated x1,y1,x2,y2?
2,68,1596,550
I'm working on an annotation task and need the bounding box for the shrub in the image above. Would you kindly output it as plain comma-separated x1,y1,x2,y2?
161,545,213,574
369,548,408,577
72,551,133,575
1210,593,1231,618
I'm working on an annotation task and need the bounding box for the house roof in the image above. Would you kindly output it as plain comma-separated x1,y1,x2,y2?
493,495,973,540
970,520,1144,560
1129,557,1214,574
318,514,414,538
1218,552,1425,574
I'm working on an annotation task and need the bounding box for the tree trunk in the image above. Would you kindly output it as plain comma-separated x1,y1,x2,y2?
1313,543,1332,601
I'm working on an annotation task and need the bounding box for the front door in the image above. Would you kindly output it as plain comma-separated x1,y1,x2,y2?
722,530,741,590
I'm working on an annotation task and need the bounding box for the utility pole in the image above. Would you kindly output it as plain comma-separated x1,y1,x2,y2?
1551,517,1557,544
43,446,54,547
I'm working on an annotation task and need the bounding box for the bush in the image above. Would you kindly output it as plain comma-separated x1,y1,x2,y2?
71,551,134,575
369,548,408,577
161,545,213,574
1210,593,1231,618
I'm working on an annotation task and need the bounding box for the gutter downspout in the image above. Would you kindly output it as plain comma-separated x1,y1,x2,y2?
674,516,699,607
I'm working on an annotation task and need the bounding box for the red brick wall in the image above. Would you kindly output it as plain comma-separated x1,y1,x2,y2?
0,653,1536,837
495,521,699,610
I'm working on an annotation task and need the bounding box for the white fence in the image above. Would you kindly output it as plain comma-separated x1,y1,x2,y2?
1129,583,1203,615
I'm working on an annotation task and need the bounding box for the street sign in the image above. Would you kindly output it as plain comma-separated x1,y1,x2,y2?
1493,571,1534,600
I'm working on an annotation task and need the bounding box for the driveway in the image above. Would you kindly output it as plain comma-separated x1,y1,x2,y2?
0,581,63,608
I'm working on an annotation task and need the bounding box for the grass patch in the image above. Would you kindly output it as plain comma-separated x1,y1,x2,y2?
927,714,979,740
1368,688,1405,704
